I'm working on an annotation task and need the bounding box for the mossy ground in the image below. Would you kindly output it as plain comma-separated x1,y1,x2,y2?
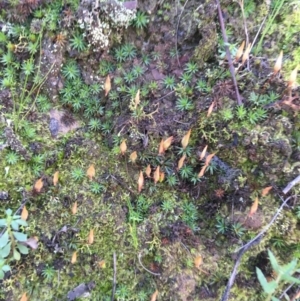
0,0,300,300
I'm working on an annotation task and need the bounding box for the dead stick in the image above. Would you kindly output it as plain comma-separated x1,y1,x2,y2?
282,174,300,194
221,195,295,301
215,0,242,105
111,252,116,301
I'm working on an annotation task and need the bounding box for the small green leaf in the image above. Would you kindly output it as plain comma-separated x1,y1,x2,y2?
17,243,29,255
268,249,280,274
12,215,21,220
281,273,300,284
0,242,11,258
5,209,12,216
13,231,27,242
13,249,20,261
271,297,280,301
256,267,277,294
15,219,27,227
0,270,4,279
2,265,10,272
0,230,9,248
11,221,19,231
280,259,298,276
0,219,6,227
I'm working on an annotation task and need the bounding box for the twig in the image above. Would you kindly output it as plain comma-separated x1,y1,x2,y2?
221,194,295,301
111,252,116,301
282,174,300,194
215,0,242,106
250,14,267,54
220,234,262,301
175,0,189,67
138,252,160,276
235,195,294,253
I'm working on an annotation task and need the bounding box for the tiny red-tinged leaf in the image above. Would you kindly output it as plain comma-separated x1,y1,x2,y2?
130,151,138,163
194,255,203,269
198,165,207,178
288,66,298,88
88,229,94,245
86,164,95,181
158,139,165,155
242,43,252,65
151,290,158,301
21,206,28,221
177,154,186,171
134,89,140,109
145,164,151,177
207,101,215,117
138,171,144,193
181,129,191,149
34,178,43,193
98,260,106,268
104,75,111,96
163,136,173,151
20,292,28,301
71,251,77,264
273,50,283,75
153,166,160,184
205,153,215,166
159,171,165,182
199,145,208,160
120,140,127,155
53,171,59,186
235,40,245,61
71,201,77,215
261,186,272,197
249,197,259,217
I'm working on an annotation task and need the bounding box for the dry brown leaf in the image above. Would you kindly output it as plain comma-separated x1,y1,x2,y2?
249,197,259,217
88,229,94,245
138,171,144,193
130,151,138,163
158,139,165,155
207,101,215,117
87,164,95,181
53,171,59,186
181,129,191,149
273,50,283,75
21,206,28,221
235,40,245,61
151,290,158,301
71,201,77,215
20,292,28,301
242,43,252,65
163,136,173,151
261,186,272,197
288,66,298,88
205,153,215,166
145,164,151,178
159,172,165,182
177,154,186,171
134,89,140,109
34,178,43,193
71,251,77,264
153,166,160,184
120,140,127,155
194,255,203,269
198,165,207,178
98,260,106,268
104,75,111,96
199,145,208,160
